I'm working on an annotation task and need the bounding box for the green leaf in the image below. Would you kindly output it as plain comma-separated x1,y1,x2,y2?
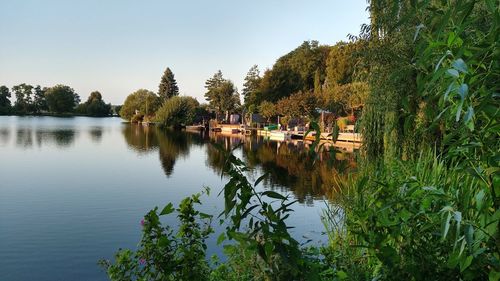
264,241,273,261
262,191,287,200
452,59,468,73
160,202,175,215
199,212,212,219
489,270,500,281
336,270,348,280
459,255,473,272
444,83,456,101
435,50,452,72
464,106,474,123
458,84,468,99
475,190,485,211
465,224,474,251
217,233,226,245
447,69,459,78
447,32,456,47
442,211,452,239
254,173,268,187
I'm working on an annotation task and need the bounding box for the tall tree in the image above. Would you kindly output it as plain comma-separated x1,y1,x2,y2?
33,85,48,113
158,67,179,101
0,86,11,114
242,65,261,107
204,71,239,120
12,83,34,113
44,85,80,113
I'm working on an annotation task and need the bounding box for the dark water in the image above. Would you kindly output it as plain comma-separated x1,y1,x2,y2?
0,116,355,281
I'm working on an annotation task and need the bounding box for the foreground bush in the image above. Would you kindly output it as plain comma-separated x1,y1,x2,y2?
322,152,499,280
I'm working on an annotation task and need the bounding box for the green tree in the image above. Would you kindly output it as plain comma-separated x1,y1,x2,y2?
276,91,318,121
0,86,11,114
250,41,331,104
325,41,359,87
313,68,322,94
44,85,80,113
258,101,276,122
154,96,199,128
119,89,160,121
242,65,261,107
158,67,179,101
204,71,240,120
12,83,34,113
33,85,48,113
76,91,112,116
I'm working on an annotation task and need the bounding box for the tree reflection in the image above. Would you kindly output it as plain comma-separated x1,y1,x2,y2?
0,128,10,145
207,135,356,204
89,128,103,143
121,125,356,201
14,127,76,148
121,124,204,177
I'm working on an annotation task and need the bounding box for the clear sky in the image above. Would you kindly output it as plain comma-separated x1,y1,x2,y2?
0,0,369,104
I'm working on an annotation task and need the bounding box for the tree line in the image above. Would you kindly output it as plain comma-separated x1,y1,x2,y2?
121,40,368,128
0,84,112,116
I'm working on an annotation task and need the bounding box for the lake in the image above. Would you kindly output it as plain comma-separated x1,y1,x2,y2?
0,116,355,281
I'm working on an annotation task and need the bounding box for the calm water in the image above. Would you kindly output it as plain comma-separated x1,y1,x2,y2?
0,116,354,281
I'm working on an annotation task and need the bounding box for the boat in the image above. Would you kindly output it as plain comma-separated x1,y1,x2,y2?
185,125,205,132
269,130,292,141
221,127,240,134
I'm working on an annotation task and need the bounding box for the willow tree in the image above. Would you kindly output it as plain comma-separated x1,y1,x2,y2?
357,0,420,160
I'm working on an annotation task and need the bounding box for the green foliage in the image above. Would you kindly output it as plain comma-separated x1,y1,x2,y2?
158,67,179,102
33,85,48,113
324,152,499,280
204,71,240,119
12,83,35,113
44,84,80,113
252,41,330,105
76,91,112,116
100,191,213,281
258,101,276,122
321,82,368,115
276,91,318,121
242,65,262,107
120,89,160,121
214,143,321,281
154,96,199,127
0,85,12,114
325,41,364,87
319,1,500,280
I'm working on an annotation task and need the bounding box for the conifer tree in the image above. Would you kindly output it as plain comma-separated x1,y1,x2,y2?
158,67,179,101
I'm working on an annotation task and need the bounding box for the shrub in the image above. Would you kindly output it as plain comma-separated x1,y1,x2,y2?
99,191,213,280
154,96,198,128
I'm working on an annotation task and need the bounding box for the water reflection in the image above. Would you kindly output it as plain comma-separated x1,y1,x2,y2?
249,140,355,204
121,125,356,203
16,128,33,148
122,124,204,177
89,128,103,143
37,130,76,148
13,127,77,149
0,128,10,145
207,135,356,204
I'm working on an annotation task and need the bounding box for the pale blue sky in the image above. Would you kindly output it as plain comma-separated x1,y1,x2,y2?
0,0,369,104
